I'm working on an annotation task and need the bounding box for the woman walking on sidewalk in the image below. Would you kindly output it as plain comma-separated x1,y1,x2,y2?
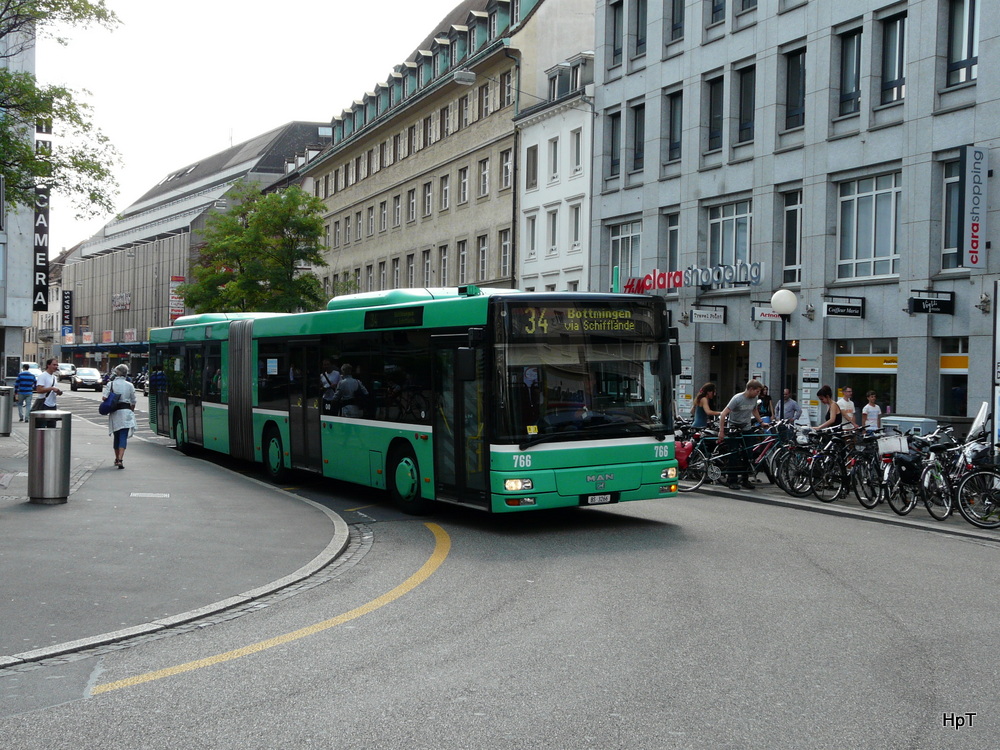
104,363,137,469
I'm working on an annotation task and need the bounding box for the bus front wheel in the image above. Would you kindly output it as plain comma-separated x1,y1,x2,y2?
389,446,430,515
263,427,288,482
173,413,195,455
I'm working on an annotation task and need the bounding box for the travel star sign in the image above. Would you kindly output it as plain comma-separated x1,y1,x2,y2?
960,145,989,268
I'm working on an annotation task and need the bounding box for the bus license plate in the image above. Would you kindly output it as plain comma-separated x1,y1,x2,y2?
584,494,612,505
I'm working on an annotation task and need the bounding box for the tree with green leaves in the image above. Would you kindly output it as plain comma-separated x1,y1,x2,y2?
180,181,330,314
1,1,120,217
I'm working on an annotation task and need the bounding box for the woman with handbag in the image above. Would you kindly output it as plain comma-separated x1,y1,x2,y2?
103,364,138,470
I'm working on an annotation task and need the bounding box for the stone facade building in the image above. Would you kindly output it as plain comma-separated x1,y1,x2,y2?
592,0,996,422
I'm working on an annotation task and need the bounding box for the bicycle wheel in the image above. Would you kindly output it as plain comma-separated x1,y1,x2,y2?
811,454,846,503
920,462,953,521
956,469,1000,529
776,450,813,498
882,463,917,516
852,453,881,509
677,448,708,492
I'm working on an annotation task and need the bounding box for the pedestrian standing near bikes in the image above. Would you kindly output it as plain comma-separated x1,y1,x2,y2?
717,379,763,490
691,382,722,428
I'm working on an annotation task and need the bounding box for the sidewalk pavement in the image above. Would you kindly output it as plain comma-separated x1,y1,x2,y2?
0,395,348,668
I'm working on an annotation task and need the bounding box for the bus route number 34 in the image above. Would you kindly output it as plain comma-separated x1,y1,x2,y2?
513,454,532,468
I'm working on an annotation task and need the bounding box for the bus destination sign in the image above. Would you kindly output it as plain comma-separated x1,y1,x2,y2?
364,306,424,330
508,303,652,338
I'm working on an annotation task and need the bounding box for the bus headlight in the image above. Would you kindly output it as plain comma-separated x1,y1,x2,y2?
504,478,534,491
661,467,678,480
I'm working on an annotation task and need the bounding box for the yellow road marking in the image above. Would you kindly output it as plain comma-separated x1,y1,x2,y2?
344,504,376,512
92,522,450,695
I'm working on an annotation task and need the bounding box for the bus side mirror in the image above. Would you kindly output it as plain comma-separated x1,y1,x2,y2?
456,348,477,381
670,344,682,377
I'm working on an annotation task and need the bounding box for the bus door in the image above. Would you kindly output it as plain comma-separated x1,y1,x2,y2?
185,346,204,445
432,341,488,507
288,342,322,472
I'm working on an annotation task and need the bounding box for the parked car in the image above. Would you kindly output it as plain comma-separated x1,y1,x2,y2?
57,363,76,382
71,367,103,391
20,361,38,371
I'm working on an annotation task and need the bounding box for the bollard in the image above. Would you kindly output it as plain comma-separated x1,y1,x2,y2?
28,410,72,504
0,386,12,437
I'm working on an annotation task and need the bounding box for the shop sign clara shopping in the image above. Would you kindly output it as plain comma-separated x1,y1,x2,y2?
623,260,763,294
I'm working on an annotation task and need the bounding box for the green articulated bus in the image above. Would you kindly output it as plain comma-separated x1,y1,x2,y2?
148,286,679,514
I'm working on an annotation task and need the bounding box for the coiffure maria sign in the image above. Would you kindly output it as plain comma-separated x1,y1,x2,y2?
960,145,989,267
623,261,762,294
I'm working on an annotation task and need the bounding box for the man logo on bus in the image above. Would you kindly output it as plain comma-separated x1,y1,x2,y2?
587,474,614,483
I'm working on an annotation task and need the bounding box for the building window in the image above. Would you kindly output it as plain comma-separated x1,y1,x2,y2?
379,261,386,290
608,111,622,176
479,84,491,118
571,129,583,173
630,103,645,171
366,264,374,292
423,116,432,147
423,182,433,216
478,158,490,197
707,76,724,151
881,14,906,104
609,1,624,67
439,245,449,285
570,203,582,246
665,91,682,162
501,149,512,189
940,336,968,417
393,195,401,227
500,70,514,107
488,11,497,39
440,175,450,210
548,137,559,181
783,190,803,284
839,30,862,116
737,66,755,143
710,0,725,25
407,125,416,156
345,215,351,243
392,258,400,289
547,209,559,254
633,0,648,56
477,235,488,280
379,201,387,231
407,254,415,287
392,134,400,162
942,160,961,270
459,96,469,129
708,200,752,271
333,221,341,247
785,49,806,129
422,250,432,286
459,167,469,202
664,213,679,295
609,221,641,283
837,173,901,279
367,206,375,236
947,0,979,86
440,106,451,139
669,0,685,40
526,145,538,189
526,214,538,258
499,228,511,277
458,240,468,284
355,212,362,239
407,189,416,222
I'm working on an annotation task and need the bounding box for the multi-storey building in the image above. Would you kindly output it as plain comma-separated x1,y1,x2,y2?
0,24,40,377
293,0,594,295
58,122,331,372
592,0,996,422
515,51,595,292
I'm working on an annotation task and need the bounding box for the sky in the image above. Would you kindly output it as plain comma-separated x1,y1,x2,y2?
36,0,462,256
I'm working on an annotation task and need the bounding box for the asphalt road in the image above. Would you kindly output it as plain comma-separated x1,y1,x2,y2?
2,437,998,748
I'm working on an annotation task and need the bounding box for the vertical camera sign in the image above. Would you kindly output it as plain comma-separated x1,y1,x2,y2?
33,120,52,312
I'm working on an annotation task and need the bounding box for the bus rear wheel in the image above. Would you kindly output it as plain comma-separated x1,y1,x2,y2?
263,427,288,482
389,446,430,515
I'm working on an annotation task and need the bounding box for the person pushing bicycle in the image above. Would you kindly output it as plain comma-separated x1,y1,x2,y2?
717,379,763,490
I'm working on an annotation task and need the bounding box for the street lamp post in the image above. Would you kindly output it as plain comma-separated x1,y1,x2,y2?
771,289,798,420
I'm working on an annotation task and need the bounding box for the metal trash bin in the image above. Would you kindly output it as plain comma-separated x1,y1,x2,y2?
0,385,12,436
28,410,72,504
882,415,937,436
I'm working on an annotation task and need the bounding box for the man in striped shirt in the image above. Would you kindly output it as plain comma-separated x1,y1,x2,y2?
14,364,36,422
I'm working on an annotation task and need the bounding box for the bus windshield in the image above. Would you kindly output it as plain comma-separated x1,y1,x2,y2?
495,299,667,444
